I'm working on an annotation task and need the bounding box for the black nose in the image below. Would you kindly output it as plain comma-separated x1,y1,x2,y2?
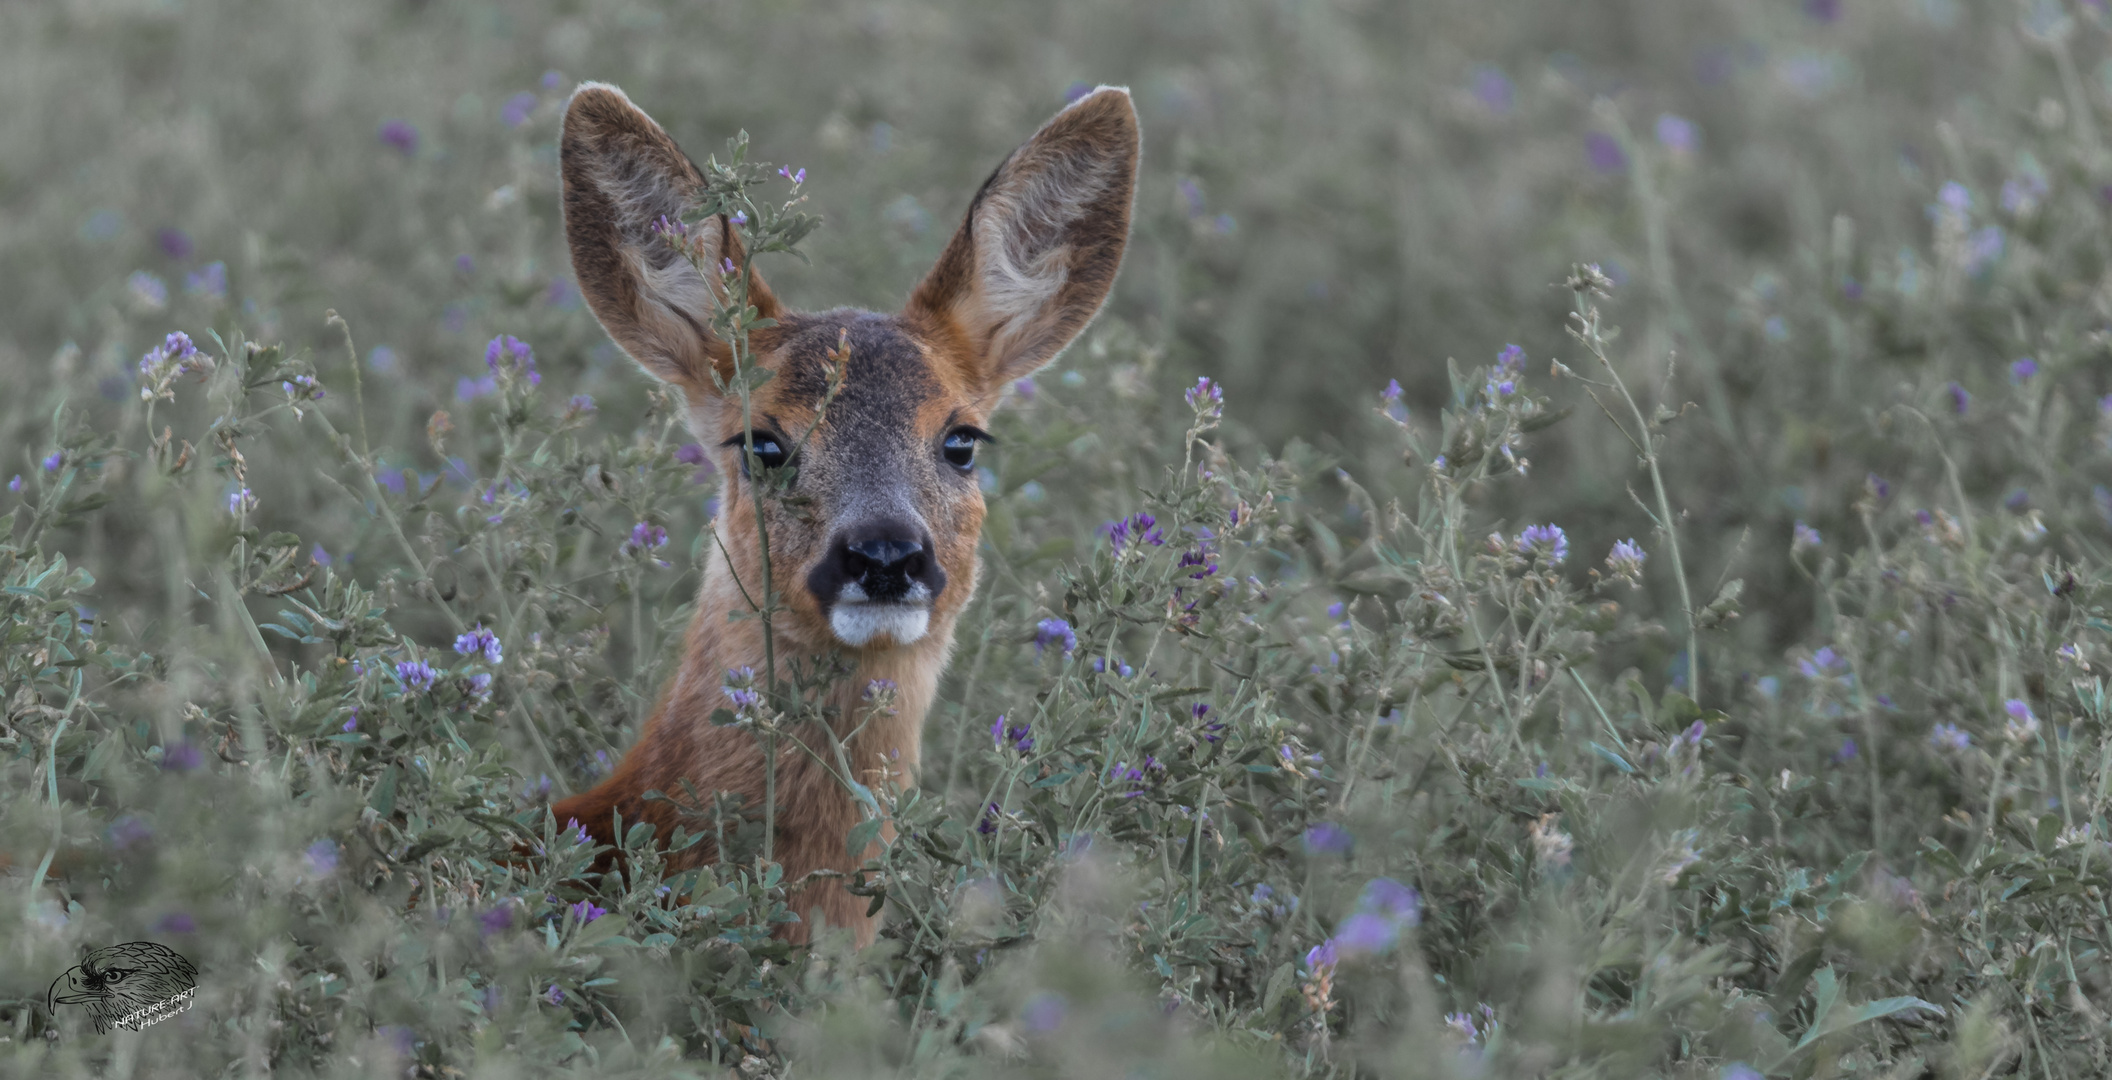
846,538,923,571
809,520,947,606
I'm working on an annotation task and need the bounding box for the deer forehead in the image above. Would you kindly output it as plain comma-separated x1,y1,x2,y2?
737,311,987,484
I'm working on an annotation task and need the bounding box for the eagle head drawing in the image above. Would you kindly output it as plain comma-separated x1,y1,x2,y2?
49,941,198,1034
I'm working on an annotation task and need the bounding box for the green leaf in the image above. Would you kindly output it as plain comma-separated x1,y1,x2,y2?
573,912,628,949
846,817,885,860
1588,741,1636,773
369,765,398,818
1261,961,1295,1017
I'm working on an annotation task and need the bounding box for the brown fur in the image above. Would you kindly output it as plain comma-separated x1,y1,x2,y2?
546,83,1138,946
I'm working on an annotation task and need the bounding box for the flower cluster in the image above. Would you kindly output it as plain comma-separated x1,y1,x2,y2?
1106,512,1165,553
624,522,671,567
1792,520,1822,554
2004,699,2039,743
1486,343,1526,400
1106,756,1165,798
1929,723,1972,751
396,660,438,694
280,373,324,409
453,624,503,665
1192,702,1227,743
1184,376,1223,423
989,714,1034,754
1604,538,1646,584
1316,877,1422,962
138,331,214,402
722,667,762,719
1514,523,1568,566
484,334,540,386
1034,617,1077,656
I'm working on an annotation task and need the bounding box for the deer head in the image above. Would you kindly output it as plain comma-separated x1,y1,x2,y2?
559,82,1139,665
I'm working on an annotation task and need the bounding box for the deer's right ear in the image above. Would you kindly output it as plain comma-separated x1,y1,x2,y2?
560,83,780,397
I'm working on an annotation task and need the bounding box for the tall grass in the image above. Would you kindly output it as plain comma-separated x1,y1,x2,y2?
6,1,2112,1076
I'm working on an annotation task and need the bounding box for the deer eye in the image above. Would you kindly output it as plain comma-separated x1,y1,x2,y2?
941,428,986,472
725,432,789,476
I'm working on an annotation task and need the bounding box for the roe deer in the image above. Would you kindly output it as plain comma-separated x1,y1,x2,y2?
546,82,1139,946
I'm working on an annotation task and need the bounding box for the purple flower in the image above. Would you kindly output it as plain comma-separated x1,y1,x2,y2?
1470,65,1514,113
1929,723,1971,751
454,624,504,664
480,905,514,937
624,522,669,556
305,839,339,876
1302,823,1353,855
1013,376,1038,400
42,451,63,472
1606,538,1646,580
1304,939,1339,971
1496,344,1526,376
484,334,536,378
1332,912,1397,956
1034,617,1077,656
160,741,203,772
1681,720,1706,747
1938,181,1972,214
566,394,595,416
1585,132,1627,174
1514,523,1569,565
1655,113,1697,153
2002,172,2049,216
568,899,607,924
990,714,1034,753
1358,877,1421,926
777,165,806,184
109,816,153,850
1866,473,1891,500
2010,357,2038,383
1834,737,1858,763
456,375,497,401
675,443,707,465
545,985,565,1007
1106,512,1165,551
723,687,762,713
378,119,419,155
7,476,20,493
127,270,169,310
1723,1065,1764,1080
1965,226,2005,274
1021,991,1067,1033
155,227,194,260
1185,376,1224,419
396,660,438,693
501,92,538,128
1792,520,1822,553
468,672,493,701
976,801,1002,835
542,70,564,90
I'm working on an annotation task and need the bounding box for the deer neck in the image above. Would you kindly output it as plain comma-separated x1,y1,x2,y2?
665,527,969,789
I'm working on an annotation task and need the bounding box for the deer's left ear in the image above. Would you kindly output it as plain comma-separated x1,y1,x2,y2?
905,86,1139,395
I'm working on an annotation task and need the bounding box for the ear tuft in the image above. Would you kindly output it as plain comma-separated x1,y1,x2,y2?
907,87,1139,393
560,84,778,396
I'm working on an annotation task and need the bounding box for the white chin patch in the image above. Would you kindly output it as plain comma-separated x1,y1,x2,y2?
829,604,930,648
